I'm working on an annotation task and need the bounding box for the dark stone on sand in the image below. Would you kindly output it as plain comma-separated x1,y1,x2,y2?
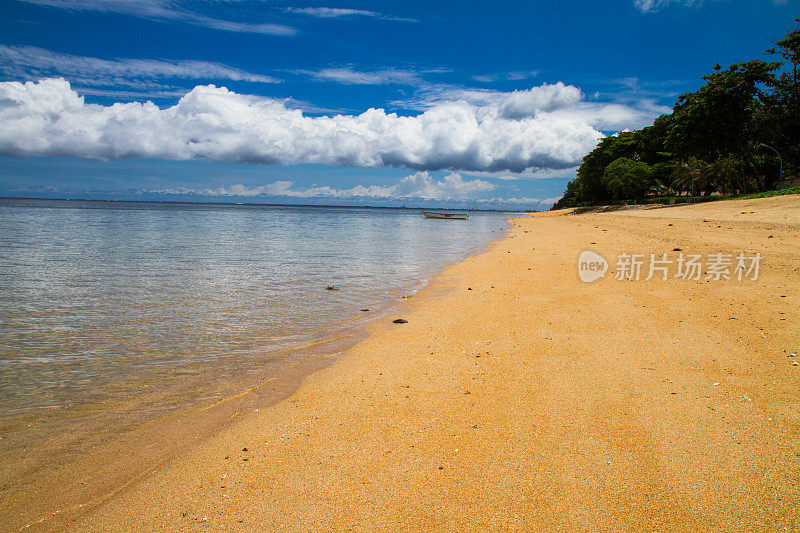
393,318,408,324
361,309,369,312
673,248,682,251
326,286,339,291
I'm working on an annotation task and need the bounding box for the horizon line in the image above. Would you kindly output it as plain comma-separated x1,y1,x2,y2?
0,196,524,212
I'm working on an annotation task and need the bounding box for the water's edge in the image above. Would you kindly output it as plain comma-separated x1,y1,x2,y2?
0,210,516,531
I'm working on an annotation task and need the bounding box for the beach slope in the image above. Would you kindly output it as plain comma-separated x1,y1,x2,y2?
72,196,800,531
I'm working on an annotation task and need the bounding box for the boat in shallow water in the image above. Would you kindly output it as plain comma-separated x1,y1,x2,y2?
422,211,469,220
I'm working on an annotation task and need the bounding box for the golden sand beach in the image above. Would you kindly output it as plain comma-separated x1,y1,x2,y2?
14,195,800,531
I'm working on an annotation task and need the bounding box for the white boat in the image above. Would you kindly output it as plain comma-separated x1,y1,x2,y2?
422,211,468,220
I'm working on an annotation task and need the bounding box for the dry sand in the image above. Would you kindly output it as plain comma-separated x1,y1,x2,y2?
20,196,800,530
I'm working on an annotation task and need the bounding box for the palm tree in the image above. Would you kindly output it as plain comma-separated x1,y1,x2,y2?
702,156,744,194
671,157,708,196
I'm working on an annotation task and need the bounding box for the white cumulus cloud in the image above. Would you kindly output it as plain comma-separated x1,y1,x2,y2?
392,171,494,199
477,196,561,207
500,82,582,119
394,83,667,131
0,78,613,172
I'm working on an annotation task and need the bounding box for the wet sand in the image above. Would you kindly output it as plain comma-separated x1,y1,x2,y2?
0,332,366,531
17,196,800,530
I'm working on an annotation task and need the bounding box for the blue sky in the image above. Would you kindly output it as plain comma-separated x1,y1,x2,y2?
0,0,796,209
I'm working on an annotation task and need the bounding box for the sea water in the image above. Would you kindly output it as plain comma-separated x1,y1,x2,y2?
0,198,510,454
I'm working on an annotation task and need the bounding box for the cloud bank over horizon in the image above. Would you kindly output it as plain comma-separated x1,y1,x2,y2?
148,171,493,200
0,78,663,174
141,171,560,207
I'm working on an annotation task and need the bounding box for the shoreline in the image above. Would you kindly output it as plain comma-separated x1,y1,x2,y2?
0,331,352,531
8,196,800,530
0,217,510,532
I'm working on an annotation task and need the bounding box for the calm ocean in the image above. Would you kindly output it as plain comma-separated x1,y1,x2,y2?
0,198,510,457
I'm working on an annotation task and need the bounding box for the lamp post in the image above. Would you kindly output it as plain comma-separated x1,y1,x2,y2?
758,143,784,184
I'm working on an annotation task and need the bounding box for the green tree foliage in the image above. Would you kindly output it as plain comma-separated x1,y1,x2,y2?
602,157,653,200
670,157,707,196
667,60,779,190
553,21,798,209
764,19,800,176
553,132,637,207
552,123,671,208
767,19,800,125
704,155,745,194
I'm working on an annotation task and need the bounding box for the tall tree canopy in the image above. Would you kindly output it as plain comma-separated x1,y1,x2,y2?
602,157,653,200
667,60,779,190
554,21,798,209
